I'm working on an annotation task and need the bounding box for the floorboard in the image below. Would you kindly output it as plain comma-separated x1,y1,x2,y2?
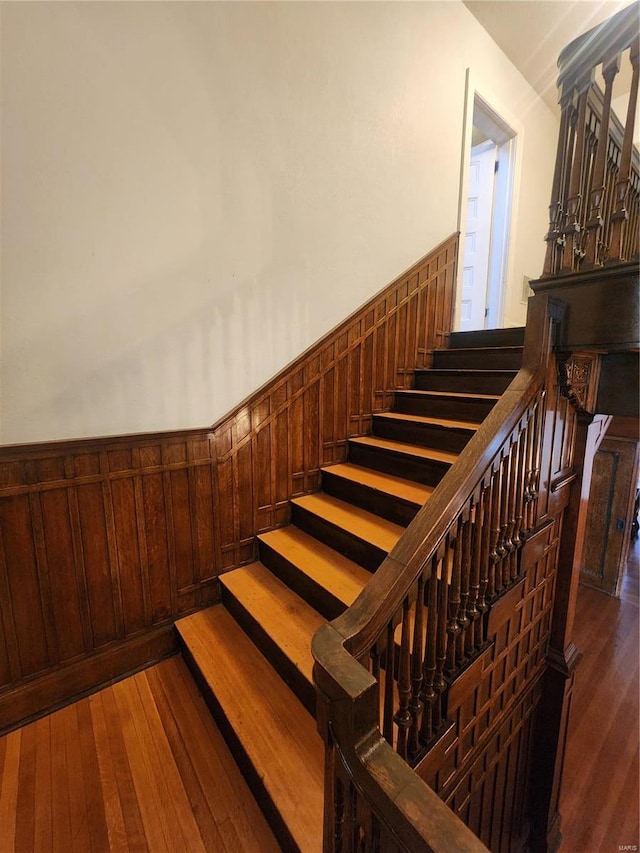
559,538,640,852
0,656,280,852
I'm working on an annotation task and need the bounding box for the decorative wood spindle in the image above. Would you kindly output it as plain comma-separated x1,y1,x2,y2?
466,497,482,655
433,550,449,732
408,577,425,760
456,517,472,667
584,53,621,266
383,620,395,747
544,93,574,275
506,438,519,583
512,424,527,551
477,482,492,645
488,464,502,597
609,38,640,263
394,598,412,760
420,556,439,745
446,521,463,674
500,450,513,590
561,78,592,271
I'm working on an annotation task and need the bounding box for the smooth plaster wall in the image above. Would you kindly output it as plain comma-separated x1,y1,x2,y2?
1,1,558,444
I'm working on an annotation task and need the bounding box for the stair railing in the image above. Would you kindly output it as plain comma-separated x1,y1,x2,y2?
543,1,639,275
312,294,561,852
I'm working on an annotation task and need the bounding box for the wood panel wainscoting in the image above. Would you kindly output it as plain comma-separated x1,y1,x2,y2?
0,233,458,733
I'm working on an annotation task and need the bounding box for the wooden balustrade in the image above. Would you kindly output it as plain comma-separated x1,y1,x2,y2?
543,2,639,276
312,295,563,852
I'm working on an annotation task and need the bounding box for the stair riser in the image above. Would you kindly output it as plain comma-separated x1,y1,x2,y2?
448,328,525,349
413,371,515,395
290,503,385,573
220,584,316,717
258,537,347,621
431,348,523,370
372,416,473,453
348,441,451,487
394,392,496,422
178,640,299,853
321,468,419,527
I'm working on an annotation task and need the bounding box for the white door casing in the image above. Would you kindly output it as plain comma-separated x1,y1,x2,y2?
460,140,496,332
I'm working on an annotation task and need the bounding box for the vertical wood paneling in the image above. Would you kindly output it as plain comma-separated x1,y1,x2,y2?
0,235,458,728
0,497,49,677
141,473,172,624
40,489,85,662
77,483,119,647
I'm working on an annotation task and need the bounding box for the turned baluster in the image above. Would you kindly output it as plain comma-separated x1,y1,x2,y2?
506,436,520,582
394,598,412,760
466,496,482,656
500,448,514,590
420,556,439,745
477,482,492,645
511,425,527,558
433,548,449,732
523,403,537,533
488,463,502,597
445,521,462,674
561,75,593,272
530,394,545,522
408,576,425,760
609,38,640,263
584,52,621,267
456,517,472,667
544,92,574,275
383,620,395,747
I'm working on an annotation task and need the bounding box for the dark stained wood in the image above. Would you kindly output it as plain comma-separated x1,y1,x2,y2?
542,3,639,277
312,295,563,853
0,657,280,853
580,435,639,595
0,235,458,733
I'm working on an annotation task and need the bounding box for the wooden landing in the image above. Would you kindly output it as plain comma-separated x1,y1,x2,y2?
0,656,279,853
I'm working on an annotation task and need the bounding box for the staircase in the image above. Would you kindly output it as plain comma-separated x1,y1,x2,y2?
175,327,525,852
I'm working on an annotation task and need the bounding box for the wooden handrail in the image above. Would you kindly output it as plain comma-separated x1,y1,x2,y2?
312,294,563,851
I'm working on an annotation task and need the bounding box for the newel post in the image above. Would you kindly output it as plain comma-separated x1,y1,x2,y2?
528,351,609,852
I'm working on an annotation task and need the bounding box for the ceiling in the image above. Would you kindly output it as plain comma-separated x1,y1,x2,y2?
463,0,635,113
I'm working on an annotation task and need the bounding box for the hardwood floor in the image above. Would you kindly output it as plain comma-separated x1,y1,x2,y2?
559,538,640,852
0,656,279,852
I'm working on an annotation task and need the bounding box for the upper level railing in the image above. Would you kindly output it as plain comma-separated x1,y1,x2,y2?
543,1,639,275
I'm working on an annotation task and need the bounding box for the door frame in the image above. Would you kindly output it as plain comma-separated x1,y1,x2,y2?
455,69,523,331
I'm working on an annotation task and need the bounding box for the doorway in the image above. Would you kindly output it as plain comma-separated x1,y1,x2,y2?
458,91,517,331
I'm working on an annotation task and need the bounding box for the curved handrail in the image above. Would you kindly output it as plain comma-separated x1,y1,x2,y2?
312,294,562,850
557,1,639,90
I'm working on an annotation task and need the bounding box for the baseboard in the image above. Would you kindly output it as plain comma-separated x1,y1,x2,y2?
0,624,178,735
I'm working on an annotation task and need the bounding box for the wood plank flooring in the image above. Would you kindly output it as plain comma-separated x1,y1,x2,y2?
0,656,279,853
559,538,640,852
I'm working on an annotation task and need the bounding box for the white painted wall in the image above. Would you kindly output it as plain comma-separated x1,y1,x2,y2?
1,1,558,444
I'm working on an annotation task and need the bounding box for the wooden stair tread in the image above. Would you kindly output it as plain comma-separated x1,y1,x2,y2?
176,607,324,851
396,389,500,401
221,562,324,685
375,412,479,431
350,436,458,464
259,526,370,608
291,493,403,553
323,462,434,506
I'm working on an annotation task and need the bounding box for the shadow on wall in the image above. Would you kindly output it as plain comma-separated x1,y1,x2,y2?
3,261,313,445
